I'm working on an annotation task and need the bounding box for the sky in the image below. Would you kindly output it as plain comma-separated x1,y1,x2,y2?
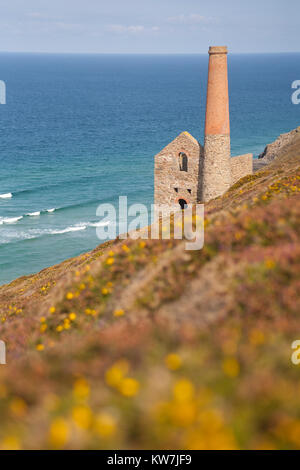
0,0,299,54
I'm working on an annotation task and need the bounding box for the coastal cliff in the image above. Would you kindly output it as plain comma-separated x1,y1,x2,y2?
0,130,300,449
259,126,300,162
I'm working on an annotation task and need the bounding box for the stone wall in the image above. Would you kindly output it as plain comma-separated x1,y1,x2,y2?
154,132,203,206
202,134,231,202
230,154,253,185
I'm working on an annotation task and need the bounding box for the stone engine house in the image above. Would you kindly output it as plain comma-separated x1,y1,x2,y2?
154,46,253,207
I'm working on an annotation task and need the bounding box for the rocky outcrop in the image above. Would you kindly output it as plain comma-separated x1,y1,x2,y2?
258,126,300,162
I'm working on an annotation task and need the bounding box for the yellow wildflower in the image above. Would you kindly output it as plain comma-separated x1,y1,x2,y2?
265,259,276,270
73,378,90,401
106,257,114,266
173,379,195,402
119,378,140,397
66,292,73,300
49,417,69,449
94,412,116,437
105,360,129,388
113,309,125,317
165,353,182,371
69,312,77,321
64,319,71,330
72,405,92,429
1,436,21,450
36,344,44,351
170,401,196,427
49,306,56,314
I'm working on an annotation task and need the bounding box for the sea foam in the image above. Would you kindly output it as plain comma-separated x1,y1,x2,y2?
52,225,87,235
27,211,41,217
0,216,23,225
88,221,110,227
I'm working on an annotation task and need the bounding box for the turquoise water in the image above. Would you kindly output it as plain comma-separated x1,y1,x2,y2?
0,53,300,285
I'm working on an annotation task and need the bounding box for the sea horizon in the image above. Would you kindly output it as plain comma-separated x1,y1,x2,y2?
1,51,300,55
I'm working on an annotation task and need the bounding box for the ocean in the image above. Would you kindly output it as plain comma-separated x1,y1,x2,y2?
0,53,299,285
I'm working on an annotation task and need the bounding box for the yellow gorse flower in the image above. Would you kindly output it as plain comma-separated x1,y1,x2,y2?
49,417,69,449
94,412,117,437
105,360,130,388
119,378,140,397
113,309,125,317
73,378,90,401
165,353,182,371
0,436,21,450
72,405,92,429
173,379,195,403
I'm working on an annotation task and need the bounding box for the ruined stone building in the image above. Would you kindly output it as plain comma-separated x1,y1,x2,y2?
154,46,253,207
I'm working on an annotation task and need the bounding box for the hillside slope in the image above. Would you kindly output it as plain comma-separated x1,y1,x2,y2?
0,133,300,450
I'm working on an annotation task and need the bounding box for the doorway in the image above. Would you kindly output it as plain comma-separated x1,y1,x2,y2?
178,199,187,210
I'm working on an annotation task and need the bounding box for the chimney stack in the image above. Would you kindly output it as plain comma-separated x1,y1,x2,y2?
202,46,231,202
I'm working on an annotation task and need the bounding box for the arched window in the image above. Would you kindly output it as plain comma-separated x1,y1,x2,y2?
179,152,188,172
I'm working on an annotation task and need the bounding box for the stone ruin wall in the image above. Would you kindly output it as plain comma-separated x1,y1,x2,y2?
154,133,203,206
230,153,253,185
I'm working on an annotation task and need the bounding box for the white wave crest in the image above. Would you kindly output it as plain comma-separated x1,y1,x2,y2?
0,216,23,225
47,208,56,213
52,225,87,235
88,221,110,227
0,193,12,199
27,211,41,217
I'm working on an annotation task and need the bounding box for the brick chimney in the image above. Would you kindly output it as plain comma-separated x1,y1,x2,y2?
202,46,231,202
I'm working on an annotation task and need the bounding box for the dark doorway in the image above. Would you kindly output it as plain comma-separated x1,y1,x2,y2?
178,199,187,210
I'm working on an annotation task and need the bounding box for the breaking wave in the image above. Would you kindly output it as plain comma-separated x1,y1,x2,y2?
27,211,41,217
0,216,23,225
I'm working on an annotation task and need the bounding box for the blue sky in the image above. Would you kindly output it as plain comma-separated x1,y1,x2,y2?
0,0,299,54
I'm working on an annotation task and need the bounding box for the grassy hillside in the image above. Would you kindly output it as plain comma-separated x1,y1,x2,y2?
0,133,300,450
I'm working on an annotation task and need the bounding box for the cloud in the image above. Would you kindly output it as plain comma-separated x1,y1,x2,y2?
105,24,159,34
167,14,215,25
